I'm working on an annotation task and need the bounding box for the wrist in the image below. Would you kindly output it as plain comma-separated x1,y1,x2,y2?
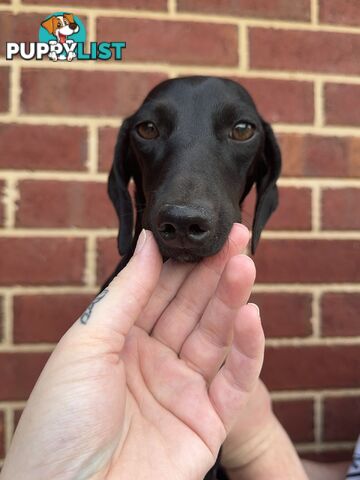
223,416,308,480
222,411,279,470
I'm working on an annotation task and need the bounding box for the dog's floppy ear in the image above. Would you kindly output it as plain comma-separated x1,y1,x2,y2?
108,117,144,256
251,120,281,254
64,13,75,24
41,16,56,34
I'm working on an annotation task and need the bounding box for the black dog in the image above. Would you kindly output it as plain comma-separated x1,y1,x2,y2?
103,76,282,479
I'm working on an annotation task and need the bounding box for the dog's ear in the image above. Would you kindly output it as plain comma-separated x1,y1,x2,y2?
108,117,143,256
251,120,282,254
64,13,75,24
41,16,56,34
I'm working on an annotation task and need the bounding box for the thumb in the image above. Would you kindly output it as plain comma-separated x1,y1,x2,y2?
70,229,163,342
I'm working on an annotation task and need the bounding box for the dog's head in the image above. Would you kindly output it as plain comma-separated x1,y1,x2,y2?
41,13,79,39
109,76,281,261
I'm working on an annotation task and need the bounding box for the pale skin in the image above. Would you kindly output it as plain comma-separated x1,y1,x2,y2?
1,224,265,480
1,224,350,480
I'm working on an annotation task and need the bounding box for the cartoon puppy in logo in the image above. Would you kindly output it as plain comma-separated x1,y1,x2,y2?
41,13,79,61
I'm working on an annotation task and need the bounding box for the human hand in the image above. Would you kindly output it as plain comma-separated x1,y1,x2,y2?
1,224,264,480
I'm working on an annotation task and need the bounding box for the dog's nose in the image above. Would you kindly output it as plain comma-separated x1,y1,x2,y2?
69,22,77,30
156,205,212,247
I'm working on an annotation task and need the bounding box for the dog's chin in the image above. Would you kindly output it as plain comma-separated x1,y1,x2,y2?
157,243,223,263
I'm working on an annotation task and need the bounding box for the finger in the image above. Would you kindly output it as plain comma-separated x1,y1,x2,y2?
209,303,265,433
179,255,256,384
70,230,162,345
138,224,249,333
136,258,196,332
151,223,250,353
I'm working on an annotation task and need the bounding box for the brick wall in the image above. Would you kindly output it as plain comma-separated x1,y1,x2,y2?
0,0,359,467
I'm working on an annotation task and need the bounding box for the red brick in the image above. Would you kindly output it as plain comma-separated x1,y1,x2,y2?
97,18,238,66
263,346,360,390
23,0,166,8
301,450,353,462
325,83,360,127
99,127,118,173
250,292,312,338
16,180,116,228
319,0,360,27
273,399,314,442
97,237,120,286
0,67,9,112
324,396,360,441
233,78,314,124
0,180,5,227
321,293,360,337
322,188,360,230
0,411,4,458
242,186,312,231
278,134,360,178
0,297,3,342
250,28,360,75
255,240,359,283
0,352,49,400
0,238,85,285
0,12,44,56
0,124,87,171
21,69,167,117
178,0,311,21
13,294,94,343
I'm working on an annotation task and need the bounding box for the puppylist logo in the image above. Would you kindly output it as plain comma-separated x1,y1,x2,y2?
6,12,126,62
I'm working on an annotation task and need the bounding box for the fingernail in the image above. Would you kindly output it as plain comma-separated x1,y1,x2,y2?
234,222,248,233
134,229,147,255
248,303,260,317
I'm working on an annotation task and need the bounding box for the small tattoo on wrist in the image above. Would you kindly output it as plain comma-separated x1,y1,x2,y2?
80,288,109,325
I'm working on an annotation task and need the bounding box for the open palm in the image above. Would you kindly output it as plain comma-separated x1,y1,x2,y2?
2,225,264,480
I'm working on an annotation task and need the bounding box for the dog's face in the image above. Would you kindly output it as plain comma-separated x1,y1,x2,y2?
109,76,281,261
41,14,79,40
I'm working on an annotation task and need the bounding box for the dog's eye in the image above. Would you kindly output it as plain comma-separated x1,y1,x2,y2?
230,122,255,141
136,122,159,140
57,22,62,27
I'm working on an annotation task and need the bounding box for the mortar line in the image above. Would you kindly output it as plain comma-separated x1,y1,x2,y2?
0,228,359,240
86,11,97,43
4,178,18,228
296,441,355,452
311,184,321,231
83,235,97,287
0,286,101,295
0,401,27,409
314,393,323,444
2,293,13,346
167,0,177,16
3,58,360,85
314,79,324,127
272,389,360,400
4,407,14,455
1,171,360,187
239,23,249,71
9,63,20,117
311,0,319,24
266,337,360,347
86,124,99,174
0,337,359,352
311,290,321,338
1,3,360,33
11,0,20,14
0,284,358,294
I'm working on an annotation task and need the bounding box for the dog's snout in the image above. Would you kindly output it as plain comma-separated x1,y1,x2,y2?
157,205,212,247
69,22,77,30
